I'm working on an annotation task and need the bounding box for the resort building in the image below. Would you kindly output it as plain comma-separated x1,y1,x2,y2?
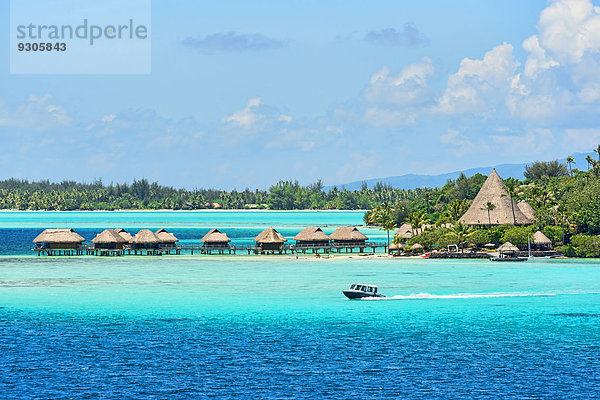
254,227,287,252
201,228,232,254
294,227,330,247
459,169,532,226
115,228,132,242
329,226,368,247
533,231,552,250
517,201,536,221
33,229,86,255
130,229,161,252
92,229,127,250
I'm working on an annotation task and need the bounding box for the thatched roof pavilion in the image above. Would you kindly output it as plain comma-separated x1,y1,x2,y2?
115,228,132,241
410,243,424,251
92,229,127,249
33,229,85,249
517,201,536,221
533,231,552,249
459,169,532,226
155,228,179,244
131,229,161,249
329,226,368,246
201,229,231,246
294,227,330,246
254,227,287,251
498,242,519,253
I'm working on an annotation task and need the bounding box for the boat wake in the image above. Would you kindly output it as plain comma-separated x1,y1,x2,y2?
363,291,600,300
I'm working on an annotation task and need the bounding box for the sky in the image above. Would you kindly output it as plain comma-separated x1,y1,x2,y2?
1,0,600,189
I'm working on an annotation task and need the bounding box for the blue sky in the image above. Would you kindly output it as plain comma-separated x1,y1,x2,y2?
1,0,600,189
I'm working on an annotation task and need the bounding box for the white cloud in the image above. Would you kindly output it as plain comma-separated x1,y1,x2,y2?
362,107,417,127
278,114,292,123
0,94,72,130
437,43,519,115
221,97,265,129
440,129,476,156
101,114,117,124
492,129,554,154
364,58,434,106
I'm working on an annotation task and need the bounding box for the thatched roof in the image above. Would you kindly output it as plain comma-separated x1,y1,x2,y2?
33,229,85,244
498,242,519,252
201,228,231,243
115,228,132,241
533,231,552,245
410,243,424,250
254,227,287,243
155,228,179,243
329,226,368,241
294,227,330,242
92,229,127,244
517,201,536,221
131,229,161,244
458,169,532,226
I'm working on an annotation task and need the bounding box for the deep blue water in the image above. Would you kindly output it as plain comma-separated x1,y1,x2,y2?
1,212,599,399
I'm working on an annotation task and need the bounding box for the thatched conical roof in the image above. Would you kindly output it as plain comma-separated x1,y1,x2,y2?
131,229,161,244
92,229,127,244
410,243,424,250
201,228,231,243
294,227,330,242
33,229,85,244
330,226,368,241
115,228,132,241
155,228,179,243
498,242,519,252
517,201,536,221
388,243,405,250
533,231,552,245
458,169,532,226
254,227,287,243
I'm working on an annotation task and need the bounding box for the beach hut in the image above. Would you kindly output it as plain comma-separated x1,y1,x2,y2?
388,242,405,255
33,229,86,255
517,201,536,221
201,228,232,254
254,227,287,252
498,242,520,257
115,228,132,242
91,229,127,251
329,226,368,252
395,223,415,239
533,231,552,250
459,169,532,226
130,229,161,253
294,227,330,249
410,243,424,252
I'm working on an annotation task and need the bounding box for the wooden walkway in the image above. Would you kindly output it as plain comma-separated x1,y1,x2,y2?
33,242,388,256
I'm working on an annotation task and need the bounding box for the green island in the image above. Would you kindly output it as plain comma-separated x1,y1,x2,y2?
2,148,600,257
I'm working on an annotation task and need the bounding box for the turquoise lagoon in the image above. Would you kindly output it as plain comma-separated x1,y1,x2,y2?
1,211,599,398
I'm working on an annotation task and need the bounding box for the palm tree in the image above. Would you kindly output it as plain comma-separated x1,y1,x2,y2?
586,155,594,171
566,156,575,176
595,144,600,161
481,201,496,225
408,211,427,237
501,181,519,225
452,222,473,253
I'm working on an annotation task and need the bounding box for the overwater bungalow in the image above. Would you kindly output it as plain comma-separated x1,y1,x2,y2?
254,227,287,253
33,229,86,256
115,228,132,242
294,227,330,252
329,226,368,251
533,231,552,250
459,169,532,226
201,228,232,254
130,229,162,255
91,229,127,256
155,228,179,253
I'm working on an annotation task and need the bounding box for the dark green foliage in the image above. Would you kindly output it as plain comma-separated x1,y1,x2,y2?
558,234,600,258
524,160,568,180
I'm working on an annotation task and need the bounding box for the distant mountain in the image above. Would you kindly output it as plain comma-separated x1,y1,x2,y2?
328,152,596,191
